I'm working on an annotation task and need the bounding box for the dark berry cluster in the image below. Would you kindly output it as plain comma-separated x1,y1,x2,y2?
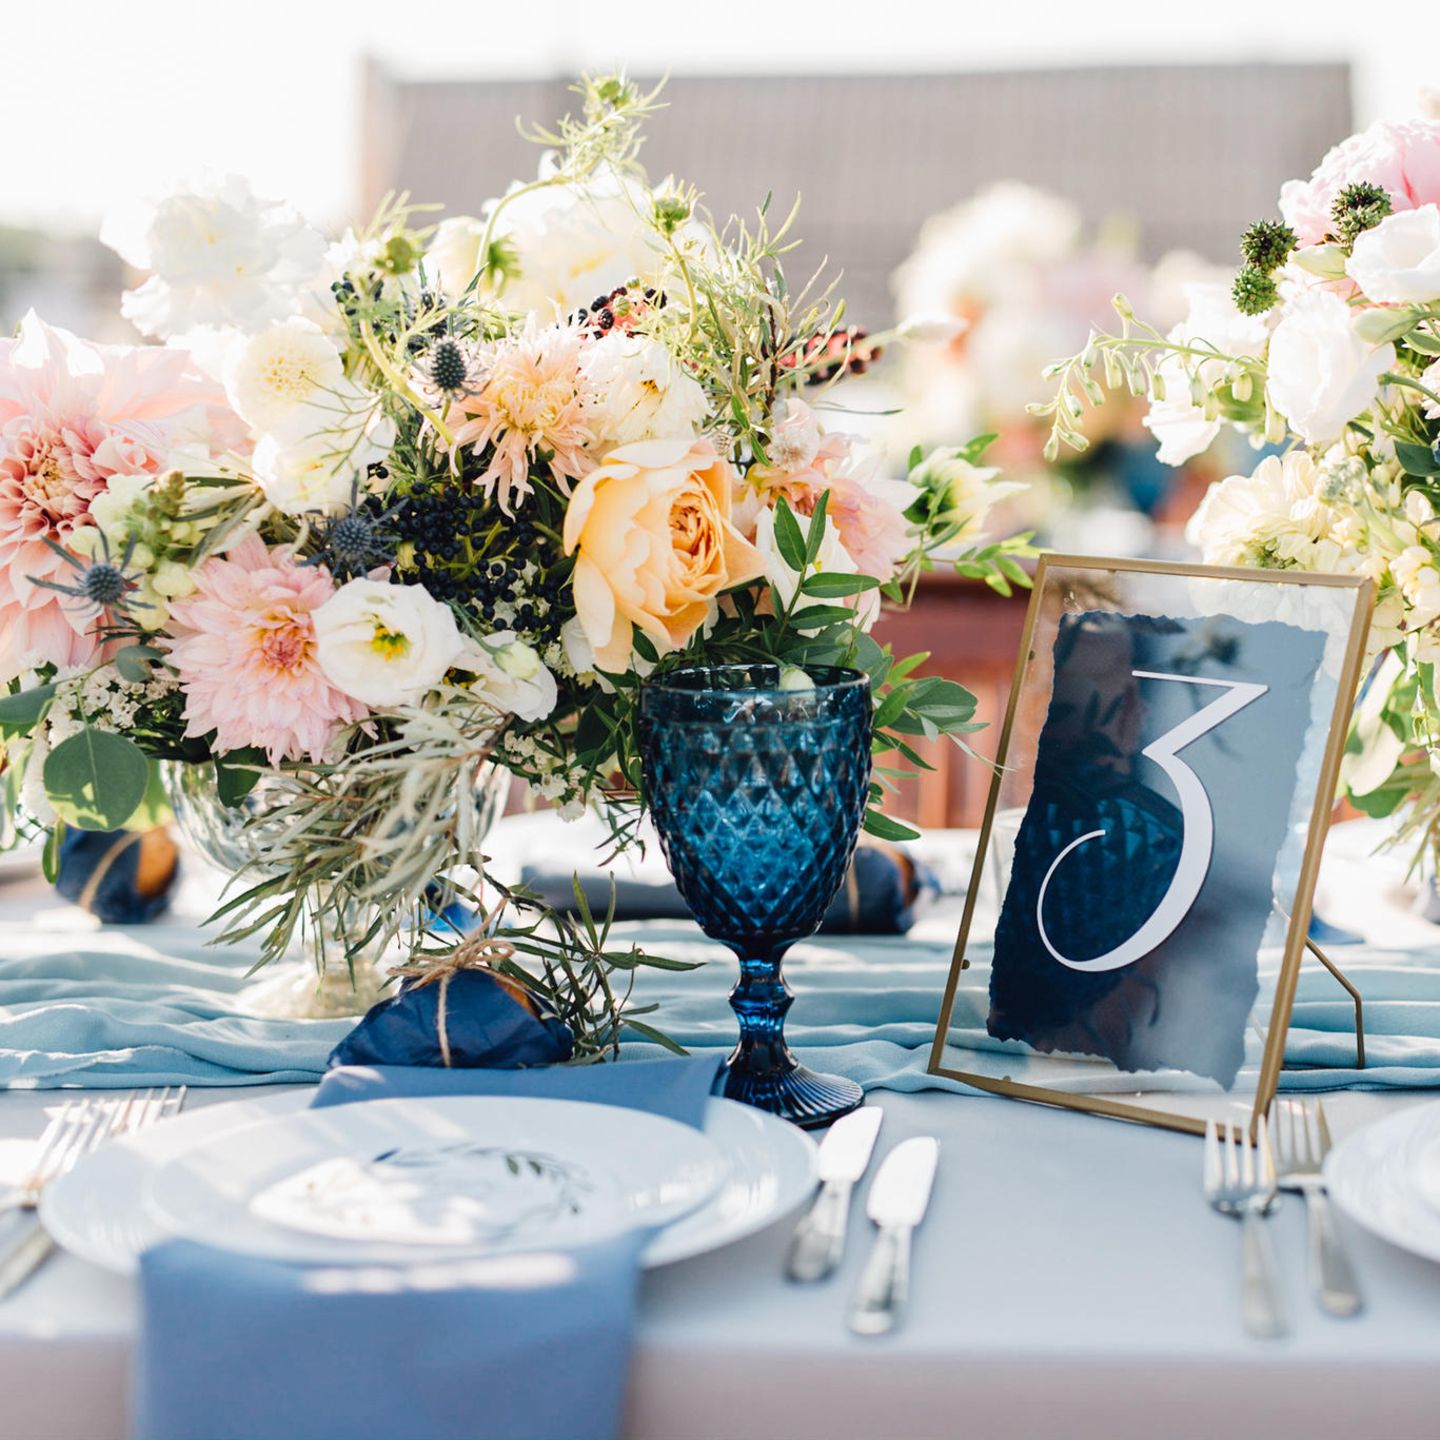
784,326,881,385
573,286,663,339
391,487,485,598
1331,182,1393,245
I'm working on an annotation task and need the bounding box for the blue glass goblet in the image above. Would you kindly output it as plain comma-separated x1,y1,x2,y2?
638,664,872,1128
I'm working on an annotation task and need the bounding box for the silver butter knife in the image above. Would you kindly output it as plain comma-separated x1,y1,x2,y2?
849,1135,939,1336
787,1106,884,1282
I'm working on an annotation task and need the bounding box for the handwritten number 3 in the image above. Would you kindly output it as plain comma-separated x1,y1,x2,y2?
1036,670,1268,973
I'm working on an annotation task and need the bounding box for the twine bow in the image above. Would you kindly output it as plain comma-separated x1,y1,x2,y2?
390,931,517,1069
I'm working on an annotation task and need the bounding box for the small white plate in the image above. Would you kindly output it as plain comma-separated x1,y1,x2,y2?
1324,1099,1440,1264
42,1091,817,1272
142,1097,725,1264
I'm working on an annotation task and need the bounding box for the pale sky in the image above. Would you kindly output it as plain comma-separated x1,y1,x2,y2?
1,0,1435,234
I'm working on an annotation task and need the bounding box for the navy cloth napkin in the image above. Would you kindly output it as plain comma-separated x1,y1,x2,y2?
134,1055,724,1440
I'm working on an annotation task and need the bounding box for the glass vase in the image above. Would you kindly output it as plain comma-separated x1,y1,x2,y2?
163,760,512,1019
638,664,872,1128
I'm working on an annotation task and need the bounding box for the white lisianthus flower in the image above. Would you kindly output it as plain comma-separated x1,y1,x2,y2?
226,319,346,431
1141,282,1270,465
1266,289,1394,444
460,631,559,721
426,216,488,299
313,580,466,707
580,333,709,449
753,508,878,631
101,175,326,340
910,449,1027,541
251,378,396,515
1347,205,1440,303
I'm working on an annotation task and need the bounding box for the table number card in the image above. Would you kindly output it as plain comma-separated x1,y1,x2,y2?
928,556,1374,1135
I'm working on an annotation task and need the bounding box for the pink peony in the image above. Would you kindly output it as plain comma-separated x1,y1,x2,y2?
1281,119,1440,247
0,311,240,680
164,535,366,763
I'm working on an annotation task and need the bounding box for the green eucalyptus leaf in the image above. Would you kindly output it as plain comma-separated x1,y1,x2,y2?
0,682,55,733
215,749,267,807
1396,441,1440,477
42,727,151,831
113,645,163,684
1405,331,1440,357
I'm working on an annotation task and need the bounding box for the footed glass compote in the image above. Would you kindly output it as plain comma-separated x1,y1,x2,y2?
638,664,872,1128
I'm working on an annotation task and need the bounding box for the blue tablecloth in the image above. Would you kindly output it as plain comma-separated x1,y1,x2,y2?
0,918,1435,1094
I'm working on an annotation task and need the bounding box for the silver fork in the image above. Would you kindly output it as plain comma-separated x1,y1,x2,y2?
0,1086,186,1298
1203,1116,1287,1339
1269,1098,1362,1317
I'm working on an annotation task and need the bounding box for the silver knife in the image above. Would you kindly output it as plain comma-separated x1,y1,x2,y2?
786,1106,883,1282
848,1136,939,1336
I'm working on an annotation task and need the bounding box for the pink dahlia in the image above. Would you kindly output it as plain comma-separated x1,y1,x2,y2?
751,410,913,582
1281,119,1440,247
445,319,594,513
0,311,240,679
164,535,365,763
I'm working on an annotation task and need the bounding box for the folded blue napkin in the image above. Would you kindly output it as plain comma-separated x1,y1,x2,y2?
134,1055,723,1440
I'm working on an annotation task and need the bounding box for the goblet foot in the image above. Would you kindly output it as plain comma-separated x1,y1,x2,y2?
721,1061,864,1129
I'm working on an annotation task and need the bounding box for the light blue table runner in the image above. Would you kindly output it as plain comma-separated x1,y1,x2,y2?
2,919,1437,1093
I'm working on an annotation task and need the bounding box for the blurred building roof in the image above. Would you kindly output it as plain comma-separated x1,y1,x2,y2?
361,63,1351,328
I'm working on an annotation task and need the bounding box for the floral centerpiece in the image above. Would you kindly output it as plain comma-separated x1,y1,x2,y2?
893,182,1218,529
0,77,1025,1049
1036,109,1440,870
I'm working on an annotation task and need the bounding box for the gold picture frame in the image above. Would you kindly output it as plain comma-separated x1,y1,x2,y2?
926,554,1375,1136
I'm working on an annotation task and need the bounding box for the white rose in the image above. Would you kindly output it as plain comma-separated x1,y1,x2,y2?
460,631,558,721
252,378,396,515
1185,452,1334,569
753,508,878,631
486,168,673,317
1391,546,1440,627
426,215,488,299
1347,205,1440,304
1266,290,1394,444
313,580,466,707
226,318,346,431
1141,282,1270,465
101,175,327,341
580,333,709,449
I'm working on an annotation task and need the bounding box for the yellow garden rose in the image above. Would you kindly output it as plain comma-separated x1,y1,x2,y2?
562,437,765,672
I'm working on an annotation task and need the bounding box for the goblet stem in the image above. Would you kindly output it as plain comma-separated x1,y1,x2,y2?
721,939,864,1130
728,943,799,1080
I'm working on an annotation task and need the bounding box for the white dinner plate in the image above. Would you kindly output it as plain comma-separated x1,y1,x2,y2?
143,1097,725,1262
1323,1099,1440,1264
41,1091,817,1272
